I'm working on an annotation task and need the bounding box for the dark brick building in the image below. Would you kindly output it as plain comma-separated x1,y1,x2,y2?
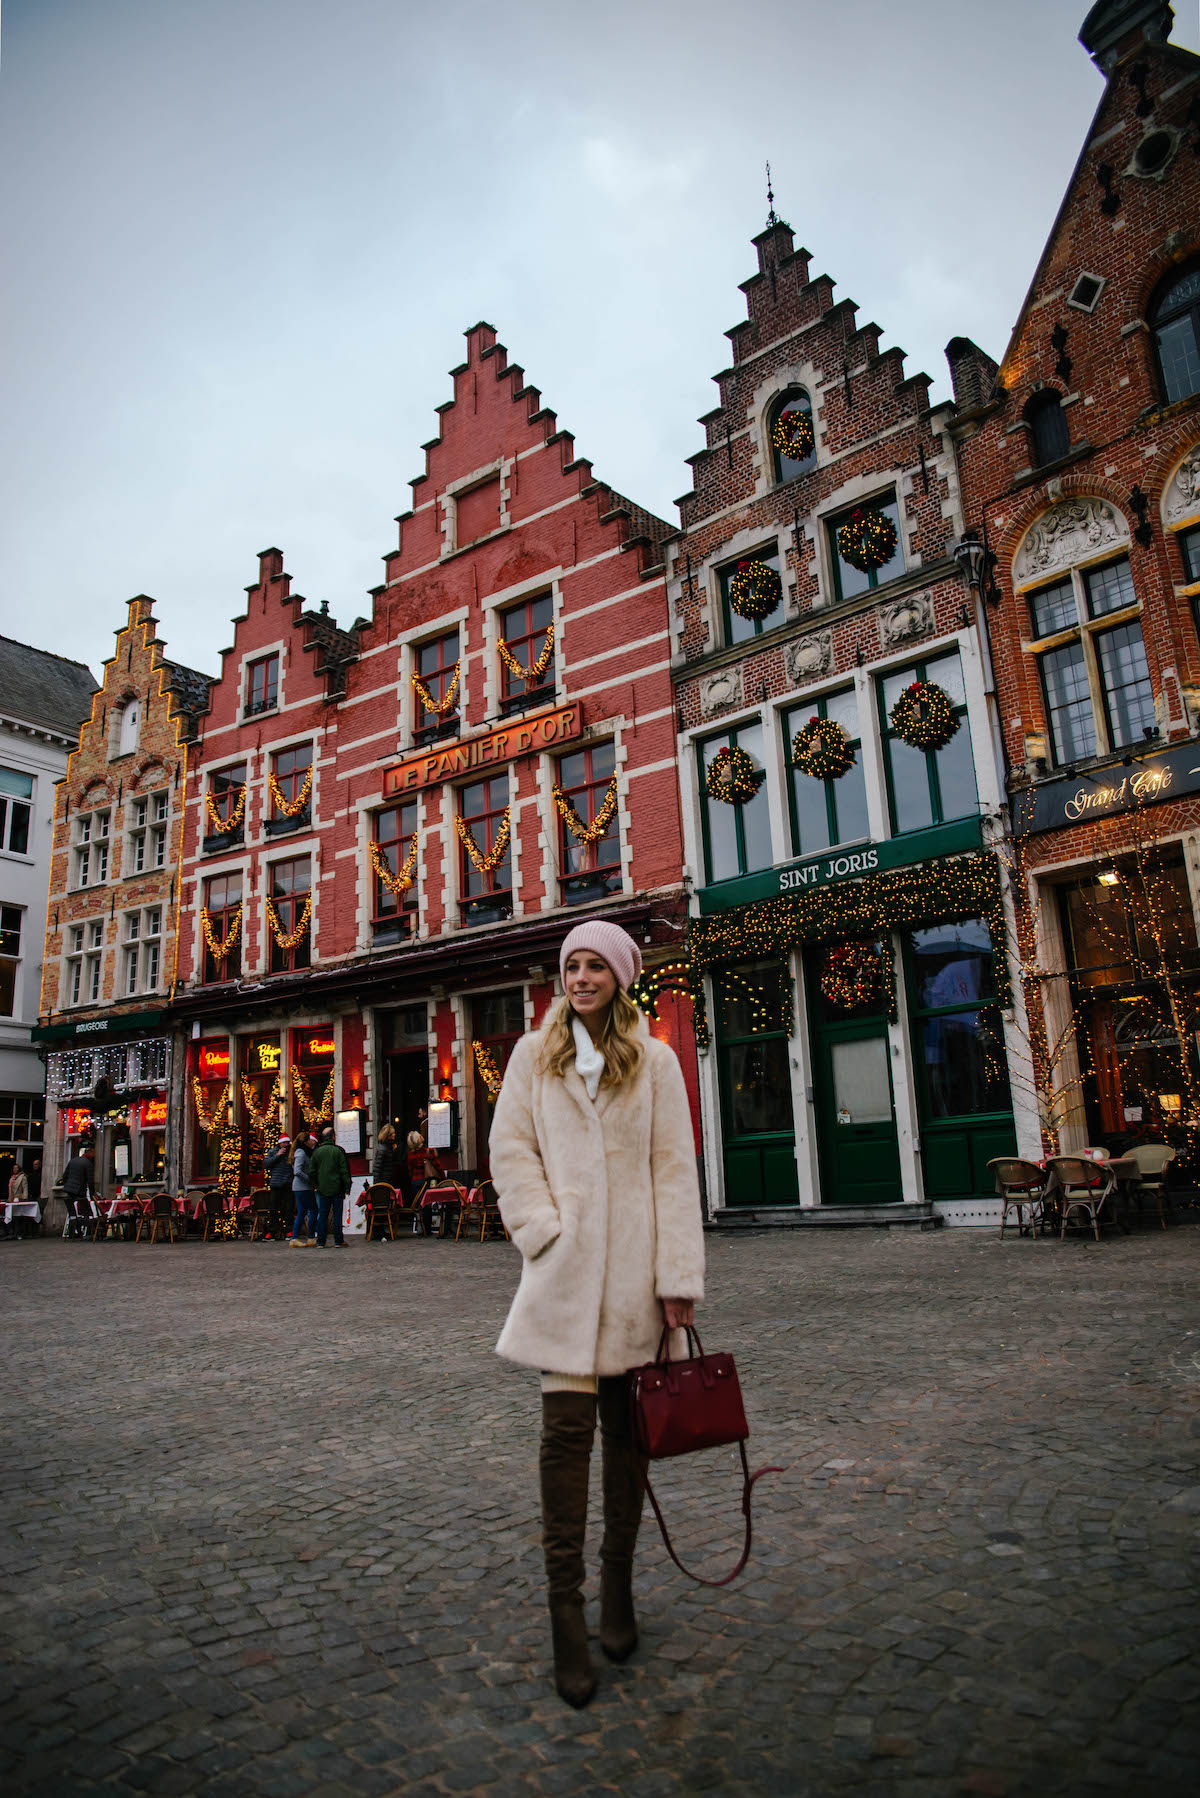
951,0,1200,1162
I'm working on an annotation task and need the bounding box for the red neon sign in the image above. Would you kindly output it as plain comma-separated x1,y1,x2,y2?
306,1037,335,1059
64,1108,91,1135
141,1098,168,1128
198,1043,230,1079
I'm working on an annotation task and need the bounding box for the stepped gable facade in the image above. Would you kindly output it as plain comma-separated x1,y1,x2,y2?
668,223,1020,1223
170,321,697,1200
34,596,212,1197
950,0,1200,1159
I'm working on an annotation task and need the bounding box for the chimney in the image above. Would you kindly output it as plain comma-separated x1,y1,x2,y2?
1078,0,1174,74
945,337,1000,411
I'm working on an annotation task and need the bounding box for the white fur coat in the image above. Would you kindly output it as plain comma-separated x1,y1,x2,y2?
491,1016,705,1377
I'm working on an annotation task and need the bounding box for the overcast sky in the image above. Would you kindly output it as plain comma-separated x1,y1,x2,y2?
3,0,1199,682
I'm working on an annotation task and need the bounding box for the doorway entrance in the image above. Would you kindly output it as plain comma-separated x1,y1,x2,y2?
714,959,798,1207
470,990,525,1178
380,1004,430,1149
808,941,903,1206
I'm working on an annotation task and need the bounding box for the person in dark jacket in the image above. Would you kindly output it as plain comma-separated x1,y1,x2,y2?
308,1127,350,1247
264,1134,294,1240
61,1148,95,1206
371,1124,413,1202
289,1131,317,1245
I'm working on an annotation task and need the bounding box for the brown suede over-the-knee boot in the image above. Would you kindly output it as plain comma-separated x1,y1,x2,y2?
597,1375,648,1662
539,1391,597,1707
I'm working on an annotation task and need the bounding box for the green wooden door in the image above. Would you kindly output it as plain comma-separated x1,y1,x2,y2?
715,960,799,1208
809,944,904,1206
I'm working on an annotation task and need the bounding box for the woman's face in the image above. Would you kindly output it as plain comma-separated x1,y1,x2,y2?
564,949,617,1020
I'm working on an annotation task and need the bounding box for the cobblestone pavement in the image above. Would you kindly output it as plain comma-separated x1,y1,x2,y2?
2,1225,1199,1798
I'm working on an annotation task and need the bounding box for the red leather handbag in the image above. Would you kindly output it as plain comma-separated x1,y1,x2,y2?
628,1326,783,1587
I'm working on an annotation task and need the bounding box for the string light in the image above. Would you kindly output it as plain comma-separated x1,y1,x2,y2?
820,943,880,1011
498,623,554,684
629,960,710,1050
411,661,461,715
837,507,897,573
266,893,312,950
201,905,242,961
889,680,960,751
471,1041,503,1098
772,410,815,463
291,1066,334,1127
215,1124,242,1225
268,764,313,819
204,785,246,835
193,1079,230,1135
706,745,766,806
791,717,855,781
728,560,782,622
369,835,418,895
552,776,618,844
240,1074,282,1128
455,808,511,873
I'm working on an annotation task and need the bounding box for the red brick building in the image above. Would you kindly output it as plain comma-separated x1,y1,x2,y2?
171,322,697,1203
951,0,1200,1164
34,597,212,1197
669,222,1017,1222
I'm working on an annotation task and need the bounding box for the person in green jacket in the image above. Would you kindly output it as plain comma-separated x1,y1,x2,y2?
307,1126,350,1248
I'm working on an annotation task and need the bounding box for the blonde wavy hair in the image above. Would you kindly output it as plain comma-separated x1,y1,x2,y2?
538,990,644,1088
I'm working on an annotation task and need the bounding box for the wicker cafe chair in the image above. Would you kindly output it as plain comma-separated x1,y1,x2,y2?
245,1188,274,1242
455,1178,509,1243
364,1183,400,1242
137,1189,179,1244
418,1176,467,1239
1125,1143,1177,1230
988,1158,1049,1239
1047,1156,1110,1242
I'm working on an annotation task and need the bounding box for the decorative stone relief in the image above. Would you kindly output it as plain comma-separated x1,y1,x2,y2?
1013,497,1128,584
879,593,933,647
699,668,743,717
784,632,832,686
1165,444,1200,525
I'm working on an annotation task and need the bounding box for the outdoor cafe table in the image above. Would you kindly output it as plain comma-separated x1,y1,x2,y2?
1042,1156,1141,1232
2,1202,41,1233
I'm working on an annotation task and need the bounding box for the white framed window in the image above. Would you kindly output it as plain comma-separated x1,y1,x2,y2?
122,906,162,995
129,790,169,873
0,768,33,855
74,809,111,888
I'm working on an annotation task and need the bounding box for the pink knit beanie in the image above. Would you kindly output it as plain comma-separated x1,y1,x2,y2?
559,920,643,992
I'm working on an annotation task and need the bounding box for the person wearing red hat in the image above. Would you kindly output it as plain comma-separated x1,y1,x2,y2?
490,920,704,1708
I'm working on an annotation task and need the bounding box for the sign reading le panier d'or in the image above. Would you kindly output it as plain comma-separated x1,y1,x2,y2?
383,704,581,798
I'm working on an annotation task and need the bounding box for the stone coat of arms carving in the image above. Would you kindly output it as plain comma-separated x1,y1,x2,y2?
784,631,832,686
1013,497,1127,584
699,668,743,717
880,594,933,646
1165,444,1200,525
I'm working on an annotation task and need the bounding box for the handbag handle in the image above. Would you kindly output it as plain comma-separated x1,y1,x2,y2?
642,1441,784,1588
654,1323,705,1365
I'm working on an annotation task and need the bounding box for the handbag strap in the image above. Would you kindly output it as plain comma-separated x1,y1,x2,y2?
642,1441,784,1588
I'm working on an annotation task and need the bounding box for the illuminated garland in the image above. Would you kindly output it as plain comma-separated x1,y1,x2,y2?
552,776,618,844
215,1125,242,1224
241,1075,282,1129
792,717,855,781
370,836,419,896
889,680,960,751
268,764,313,818
629,960,710,1052
266,893,312,949
192,1079,230,1135
727,560,782,622
200,905,242,961
456,807,511,872
291,1065,335,1126
837,507,898,573
498,622,554,684
204,785,246,835
472,1041,503,1099
689,852,1009,1023
821,943,879,1011
706,745,765,806
772,409,815,463
412,661,461,715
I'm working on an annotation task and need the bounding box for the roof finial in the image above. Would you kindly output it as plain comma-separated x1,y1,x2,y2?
765,160,777,229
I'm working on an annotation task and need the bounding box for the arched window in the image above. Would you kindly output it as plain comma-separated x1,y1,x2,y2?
1025,391,1070,468
1151,263,1200,404
109,696,141,758
768,388,816,484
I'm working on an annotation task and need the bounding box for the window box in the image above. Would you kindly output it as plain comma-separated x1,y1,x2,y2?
202,829,243,856
462,894,512,927
562,869,623,906
264,811,310,839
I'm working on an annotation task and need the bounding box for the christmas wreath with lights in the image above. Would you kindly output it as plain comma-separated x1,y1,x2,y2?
889,679,960,751
836,506,897,574
771,408,815,464
791,716,855,780
727,559,782,622
706,745,765,805
821,943,879,1011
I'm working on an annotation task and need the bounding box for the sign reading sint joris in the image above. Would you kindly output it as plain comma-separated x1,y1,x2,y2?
383,704,581,797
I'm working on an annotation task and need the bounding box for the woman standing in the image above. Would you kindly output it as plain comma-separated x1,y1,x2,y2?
490,921,704,1708
371,1123,413,1204
289,1131,317,1245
